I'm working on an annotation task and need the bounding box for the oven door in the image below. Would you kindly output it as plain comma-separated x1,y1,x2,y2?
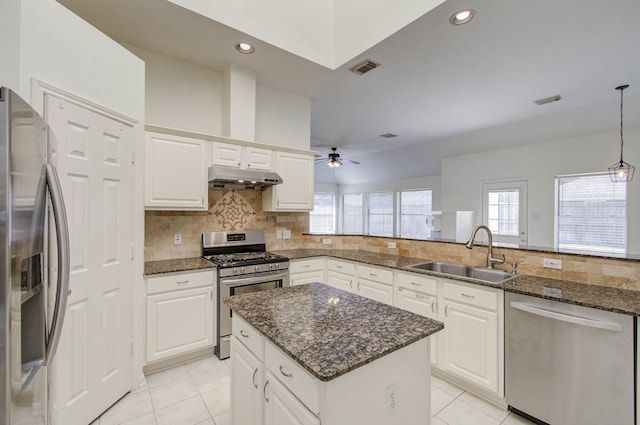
216,270,289,359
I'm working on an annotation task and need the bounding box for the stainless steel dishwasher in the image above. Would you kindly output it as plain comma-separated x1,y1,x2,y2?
505,292,636,425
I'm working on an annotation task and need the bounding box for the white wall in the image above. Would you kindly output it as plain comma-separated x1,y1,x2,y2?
441,128,640,254
123,46,311,150
18,1,144,120
0,1,20,91
255,84,311,150
126,45,222,135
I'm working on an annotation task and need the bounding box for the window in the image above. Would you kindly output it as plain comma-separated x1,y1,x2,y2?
342,193,363,234
400,190,432,239
556,173,626,256
368,192,394,236
482,181,528,245
309,193,335,233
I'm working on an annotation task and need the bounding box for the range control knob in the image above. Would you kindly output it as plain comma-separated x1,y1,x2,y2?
255,265,260,272
274,263,280,269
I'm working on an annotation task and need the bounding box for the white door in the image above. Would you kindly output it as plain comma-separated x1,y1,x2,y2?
146,286,214,363
482,180,528,245
230,338,263,425
442,301,498,392
326,271,353,292
44,94,133,425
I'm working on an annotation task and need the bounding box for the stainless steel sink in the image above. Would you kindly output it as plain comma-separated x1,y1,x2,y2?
404,261,517,284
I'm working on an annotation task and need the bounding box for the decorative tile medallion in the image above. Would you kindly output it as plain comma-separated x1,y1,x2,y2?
209,190,256,230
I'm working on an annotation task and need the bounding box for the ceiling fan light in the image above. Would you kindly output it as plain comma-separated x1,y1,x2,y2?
327,159,341,168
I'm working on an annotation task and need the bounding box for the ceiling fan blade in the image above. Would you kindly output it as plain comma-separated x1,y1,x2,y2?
314,158,329,163
343,159,360,165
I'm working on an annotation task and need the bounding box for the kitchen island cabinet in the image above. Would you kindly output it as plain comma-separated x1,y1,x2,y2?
226,282,443,425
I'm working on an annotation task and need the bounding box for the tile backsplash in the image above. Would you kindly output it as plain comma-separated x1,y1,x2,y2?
144,189,309,261
145,189,640,291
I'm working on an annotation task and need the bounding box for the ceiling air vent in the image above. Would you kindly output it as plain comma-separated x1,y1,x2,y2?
350,59,380,76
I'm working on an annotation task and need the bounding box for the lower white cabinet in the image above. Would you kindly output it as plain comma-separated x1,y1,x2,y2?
394,271,503,398
264,371,320,425
437,278,503,396
145,270,215,363
231,336,264,425
289,258,325,286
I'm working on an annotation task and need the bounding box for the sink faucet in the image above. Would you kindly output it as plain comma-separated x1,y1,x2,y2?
465,225,505,269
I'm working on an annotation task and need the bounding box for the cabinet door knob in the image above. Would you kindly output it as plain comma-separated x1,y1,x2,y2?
240,329,249,338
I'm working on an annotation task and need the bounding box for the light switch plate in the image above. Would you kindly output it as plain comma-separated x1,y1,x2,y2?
543,258,562,269
283,229,291,239
322,238,332,245
173,234,182,245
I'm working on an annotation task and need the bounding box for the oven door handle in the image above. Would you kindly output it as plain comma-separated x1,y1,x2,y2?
220,271,290,287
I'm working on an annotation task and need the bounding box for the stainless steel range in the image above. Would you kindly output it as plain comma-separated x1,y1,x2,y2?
202,230,289,359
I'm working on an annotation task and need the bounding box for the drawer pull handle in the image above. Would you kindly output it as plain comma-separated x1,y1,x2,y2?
416,294,428,300
461,293,476,299
410,281,421,286
349,280,353,289
369,273,377,277
240,330,249,338
279,365,293,378
336,265,343,269
357,281,361,290
263,380,270,403
176,280,189,285
303,265,311,268
252,367,258,389
431,301,437,314
445,305,449,317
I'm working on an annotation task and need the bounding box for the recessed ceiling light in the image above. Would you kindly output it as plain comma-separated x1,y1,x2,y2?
235,42,255,54
449,9,475,25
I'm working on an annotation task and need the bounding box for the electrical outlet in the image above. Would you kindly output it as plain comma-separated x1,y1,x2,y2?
283,229,291,239
173,234,182,246
385,383,398,416
276,229,283,239
388,242,397,249
543,258,562,269
322,238,332,245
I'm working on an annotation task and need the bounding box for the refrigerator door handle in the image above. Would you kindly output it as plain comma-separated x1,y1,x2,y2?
44,164,70,365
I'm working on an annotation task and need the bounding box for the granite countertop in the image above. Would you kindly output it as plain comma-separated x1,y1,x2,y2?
504,274,640,316
144,250,640,316
144,257,216,275
225,282,444,382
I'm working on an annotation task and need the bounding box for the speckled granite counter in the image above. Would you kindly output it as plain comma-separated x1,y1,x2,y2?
225,282,444,381
504,274,640,316
144,257,215,275
276,249,640,316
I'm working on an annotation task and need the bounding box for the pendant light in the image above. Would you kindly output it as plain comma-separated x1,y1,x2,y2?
608,84,635,182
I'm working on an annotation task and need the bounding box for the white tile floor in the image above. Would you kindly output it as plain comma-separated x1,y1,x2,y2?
91,355,535,425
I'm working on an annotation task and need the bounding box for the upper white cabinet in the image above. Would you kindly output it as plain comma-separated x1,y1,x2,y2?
263,152,314,212
145,131,208,210
210,141,272,171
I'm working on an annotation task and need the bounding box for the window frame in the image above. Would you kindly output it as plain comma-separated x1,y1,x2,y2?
309,192,336,234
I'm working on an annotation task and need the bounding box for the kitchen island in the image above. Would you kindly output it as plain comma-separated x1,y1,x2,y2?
225,282,444,425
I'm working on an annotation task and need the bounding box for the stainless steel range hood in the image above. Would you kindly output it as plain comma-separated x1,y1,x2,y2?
208,166,283,190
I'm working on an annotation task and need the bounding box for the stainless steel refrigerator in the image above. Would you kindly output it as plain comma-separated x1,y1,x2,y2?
0,87,70,425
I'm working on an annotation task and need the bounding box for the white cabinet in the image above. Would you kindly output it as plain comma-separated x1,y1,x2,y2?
326,258,356,292
439,279,502,395
290,258,324,286
210,141,272,171
356,264,394,305
145,131,208,210
264,371,320,425
395,272,439,365
393,271,504,398
231,336,264,425
263,152,314,211
145,270,215,363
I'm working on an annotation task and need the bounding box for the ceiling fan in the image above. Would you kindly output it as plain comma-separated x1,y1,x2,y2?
314,147,360,168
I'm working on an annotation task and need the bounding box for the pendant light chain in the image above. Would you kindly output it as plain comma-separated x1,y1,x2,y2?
619,85,625,163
